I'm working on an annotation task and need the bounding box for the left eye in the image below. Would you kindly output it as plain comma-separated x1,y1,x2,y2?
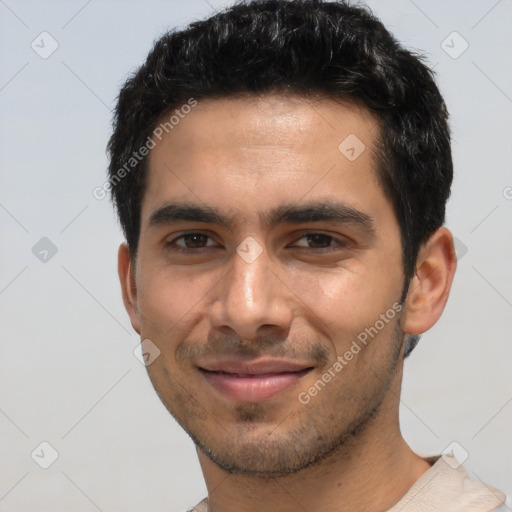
292,233,340,249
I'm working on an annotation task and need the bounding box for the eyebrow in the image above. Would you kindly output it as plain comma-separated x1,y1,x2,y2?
148,203,232,229
265,202,375,235
147,200,376,236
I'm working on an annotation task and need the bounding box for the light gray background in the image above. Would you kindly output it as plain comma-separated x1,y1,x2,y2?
1,0,511,510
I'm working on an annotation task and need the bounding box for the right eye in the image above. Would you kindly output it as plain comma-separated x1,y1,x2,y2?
165,232,221,253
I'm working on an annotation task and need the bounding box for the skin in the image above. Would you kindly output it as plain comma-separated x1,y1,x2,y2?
118,94,457,512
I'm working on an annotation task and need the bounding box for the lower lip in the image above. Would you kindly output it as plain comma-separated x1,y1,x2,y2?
201,369,312,402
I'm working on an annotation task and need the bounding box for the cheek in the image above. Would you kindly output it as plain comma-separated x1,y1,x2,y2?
288,263,402,324
136,263,216,334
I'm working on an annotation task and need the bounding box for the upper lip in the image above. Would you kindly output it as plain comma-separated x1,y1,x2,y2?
198,358,313,375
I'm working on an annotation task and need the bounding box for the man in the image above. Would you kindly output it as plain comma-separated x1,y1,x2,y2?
108,1,507,510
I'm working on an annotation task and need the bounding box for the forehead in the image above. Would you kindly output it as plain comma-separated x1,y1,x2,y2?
142,94,385,226
151,94,379,158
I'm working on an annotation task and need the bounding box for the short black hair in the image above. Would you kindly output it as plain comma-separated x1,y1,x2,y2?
107,0,452,283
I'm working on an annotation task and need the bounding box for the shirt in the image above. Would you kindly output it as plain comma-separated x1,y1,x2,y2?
188,453,507,512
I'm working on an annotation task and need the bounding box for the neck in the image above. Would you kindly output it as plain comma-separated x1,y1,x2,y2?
197,376,431,512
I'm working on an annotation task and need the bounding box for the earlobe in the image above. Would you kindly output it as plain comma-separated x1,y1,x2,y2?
118,243,141,335
403,227,457,335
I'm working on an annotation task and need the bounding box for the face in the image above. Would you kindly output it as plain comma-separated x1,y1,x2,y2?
124,95,409,476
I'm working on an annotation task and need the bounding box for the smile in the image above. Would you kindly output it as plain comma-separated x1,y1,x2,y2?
198,360,313,402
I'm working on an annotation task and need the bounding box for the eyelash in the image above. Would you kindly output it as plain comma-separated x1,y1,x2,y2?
165,232,348,253
166,233,217,253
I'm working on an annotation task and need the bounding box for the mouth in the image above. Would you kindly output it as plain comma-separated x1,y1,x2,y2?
198,359,314,402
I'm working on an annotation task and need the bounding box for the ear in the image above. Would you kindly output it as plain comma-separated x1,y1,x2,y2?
118,242,141,335
403,227,457,335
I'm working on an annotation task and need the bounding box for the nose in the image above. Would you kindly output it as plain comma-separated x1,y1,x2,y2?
209,242,293,341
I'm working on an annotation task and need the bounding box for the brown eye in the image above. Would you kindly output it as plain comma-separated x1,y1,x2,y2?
293,233,336,249
167,233,218,250
180,234,209,248
304,234,334,248
290,232,349,253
